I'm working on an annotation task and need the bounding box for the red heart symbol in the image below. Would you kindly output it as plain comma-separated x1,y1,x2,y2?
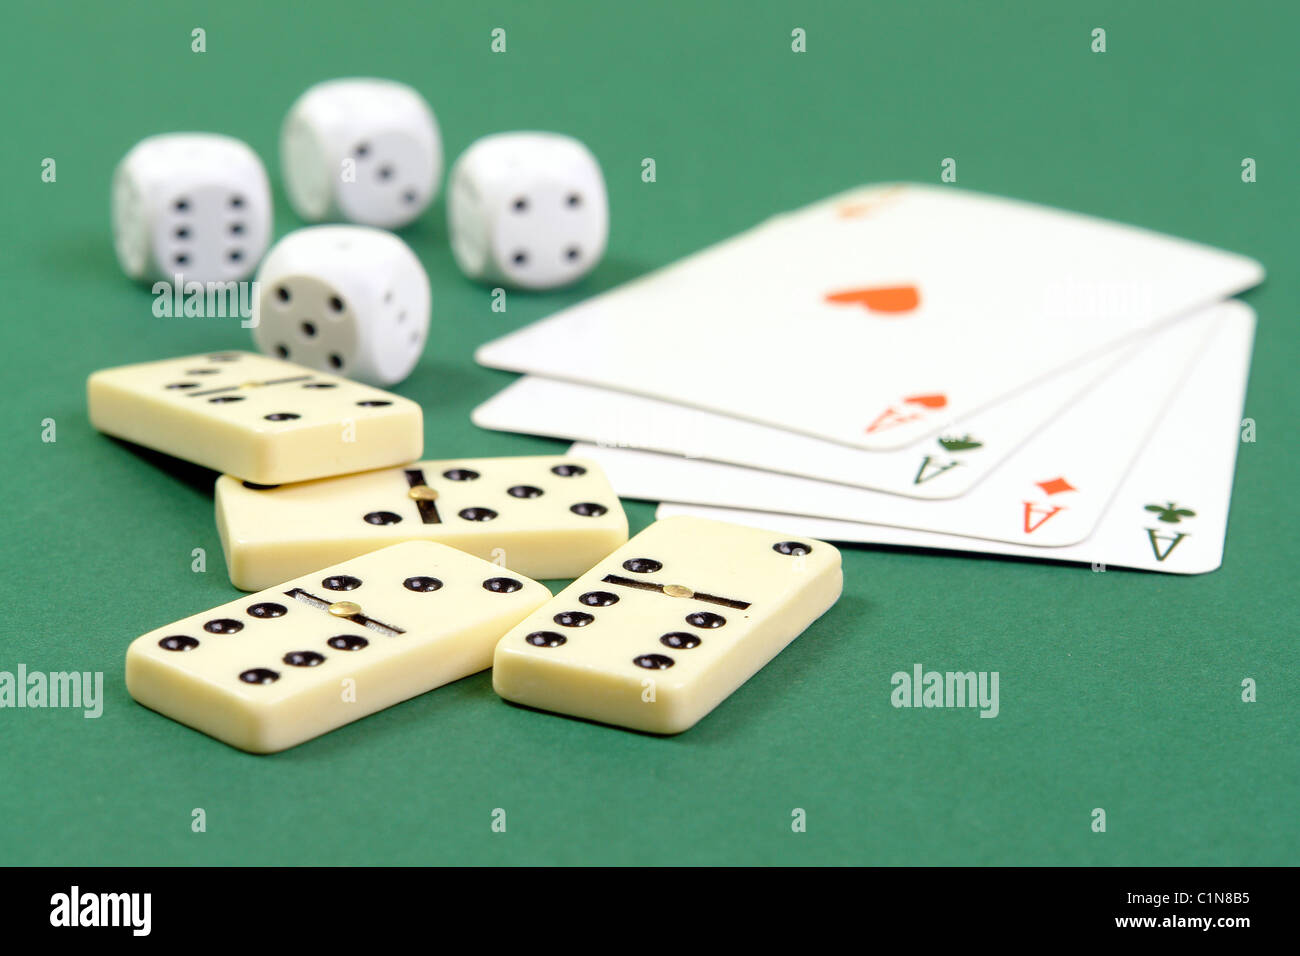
903,393,947,409
824,285,920,314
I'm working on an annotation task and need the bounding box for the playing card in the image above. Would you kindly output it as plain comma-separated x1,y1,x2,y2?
476,183,1262,451
472,335,1140,499
567,302,1237,548
652,299,1255,573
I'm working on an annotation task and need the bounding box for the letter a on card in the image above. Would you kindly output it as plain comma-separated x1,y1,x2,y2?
866,393,947,434
1022,476,1076,534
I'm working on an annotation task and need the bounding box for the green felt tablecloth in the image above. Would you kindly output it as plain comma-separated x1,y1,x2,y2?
1,0,1295,865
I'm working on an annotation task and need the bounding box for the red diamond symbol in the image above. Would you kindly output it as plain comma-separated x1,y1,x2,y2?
1036,477,1076,496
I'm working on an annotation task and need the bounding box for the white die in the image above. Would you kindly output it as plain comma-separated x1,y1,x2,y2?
111,133,271,283
281,78,442,230
447,132,608,290
250,226,431,386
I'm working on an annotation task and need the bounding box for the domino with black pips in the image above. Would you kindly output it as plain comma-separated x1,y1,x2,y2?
87,350,422,485
215,455,628,590
126,541,549,753
492,516,843,733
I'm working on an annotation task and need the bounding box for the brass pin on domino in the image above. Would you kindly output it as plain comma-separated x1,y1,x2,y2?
328,601,362,617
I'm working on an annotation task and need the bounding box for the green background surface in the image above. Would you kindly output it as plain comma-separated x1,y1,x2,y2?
1,0,1296,866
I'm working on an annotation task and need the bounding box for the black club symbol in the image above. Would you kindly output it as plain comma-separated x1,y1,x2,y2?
1144,502,1196,524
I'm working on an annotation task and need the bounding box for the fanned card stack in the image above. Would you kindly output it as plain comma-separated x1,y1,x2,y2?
472,184,1264,574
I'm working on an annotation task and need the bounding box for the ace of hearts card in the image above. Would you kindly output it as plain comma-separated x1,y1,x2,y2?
476,183,1263,452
